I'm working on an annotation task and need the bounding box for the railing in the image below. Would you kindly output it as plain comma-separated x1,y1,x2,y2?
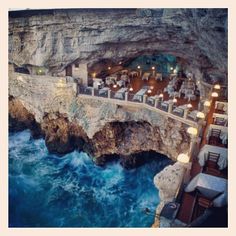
77,86,199,127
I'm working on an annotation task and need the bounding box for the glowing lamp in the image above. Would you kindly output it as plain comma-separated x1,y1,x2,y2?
129,87,133,92
108,67,111,70
173,98,177,103
187,127,198,136
137,66,141,69
177,154,190,164
173,69,177,74
119,61,122,65
151,66,155,70
204,101,211,107
113,84,117,88
214,84,221,89
196,112,205,119
170,67,173,70
187,103,192,109
92,72,96,78
187,103,193,108
159,93,164,98
147,89,152,94
211,92,219,98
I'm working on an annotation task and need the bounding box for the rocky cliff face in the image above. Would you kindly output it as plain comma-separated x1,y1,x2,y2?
9,72,191,163
9,9,227,83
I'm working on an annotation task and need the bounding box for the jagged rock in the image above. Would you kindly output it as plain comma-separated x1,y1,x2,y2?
9,96,41,138
153,162,186,226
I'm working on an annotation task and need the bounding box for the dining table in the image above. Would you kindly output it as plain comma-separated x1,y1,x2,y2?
185,173,227,207
206,124,228,145
197,144,228,170
132,88,147,102
114,87,128,99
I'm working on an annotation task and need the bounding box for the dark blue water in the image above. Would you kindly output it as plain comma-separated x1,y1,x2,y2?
9,130,171,227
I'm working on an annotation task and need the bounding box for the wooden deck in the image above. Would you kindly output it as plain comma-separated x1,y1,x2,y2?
108,72,200,110
176,95,228,224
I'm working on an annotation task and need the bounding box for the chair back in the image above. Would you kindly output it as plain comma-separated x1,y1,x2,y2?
198,197,212,208
207,151,220,163
210,128,221,137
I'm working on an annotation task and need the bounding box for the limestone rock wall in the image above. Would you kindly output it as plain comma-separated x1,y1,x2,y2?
9,9,227,83
9,72,191,160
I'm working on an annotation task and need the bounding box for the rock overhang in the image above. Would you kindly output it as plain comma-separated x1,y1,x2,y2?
8,8,227,83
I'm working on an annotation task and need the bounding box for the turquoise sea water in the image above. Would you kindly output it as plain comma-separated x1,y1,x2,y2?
9,130,171,227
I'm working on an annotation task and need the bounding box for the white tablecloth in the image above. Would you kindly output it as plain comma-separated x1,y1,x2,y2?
188,110,199,120
133,88,147,101
147,95,158,104
142,73,150,81
206,124,228,144
197,144,228,170
213,113,228,126
105,76,117,85
185,173,227,207
117,80,125,87
215,101,228,114
98,87,110,95
114,88,127,99
155,73,162,81
130,71,138,77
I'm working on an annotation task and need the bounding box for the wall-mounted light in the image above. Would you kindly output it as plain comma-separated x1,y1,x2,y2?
214,84,221,90
137,65,141,69
113,84,117,88
173,98,177,103
196,112,205,119
159,93,164,98
204,100,211,107
177,153,190,164
108,67,111,70
147,89,152,94
187,103,192,109
151,66,155,70
119,61,122,65
187,127,198,136
92,72,96,78
211,92,219,98
129,87,133,91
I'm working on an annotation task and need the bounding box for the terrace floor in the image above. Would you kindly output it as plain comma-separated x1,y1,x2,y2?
108,72,200,111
